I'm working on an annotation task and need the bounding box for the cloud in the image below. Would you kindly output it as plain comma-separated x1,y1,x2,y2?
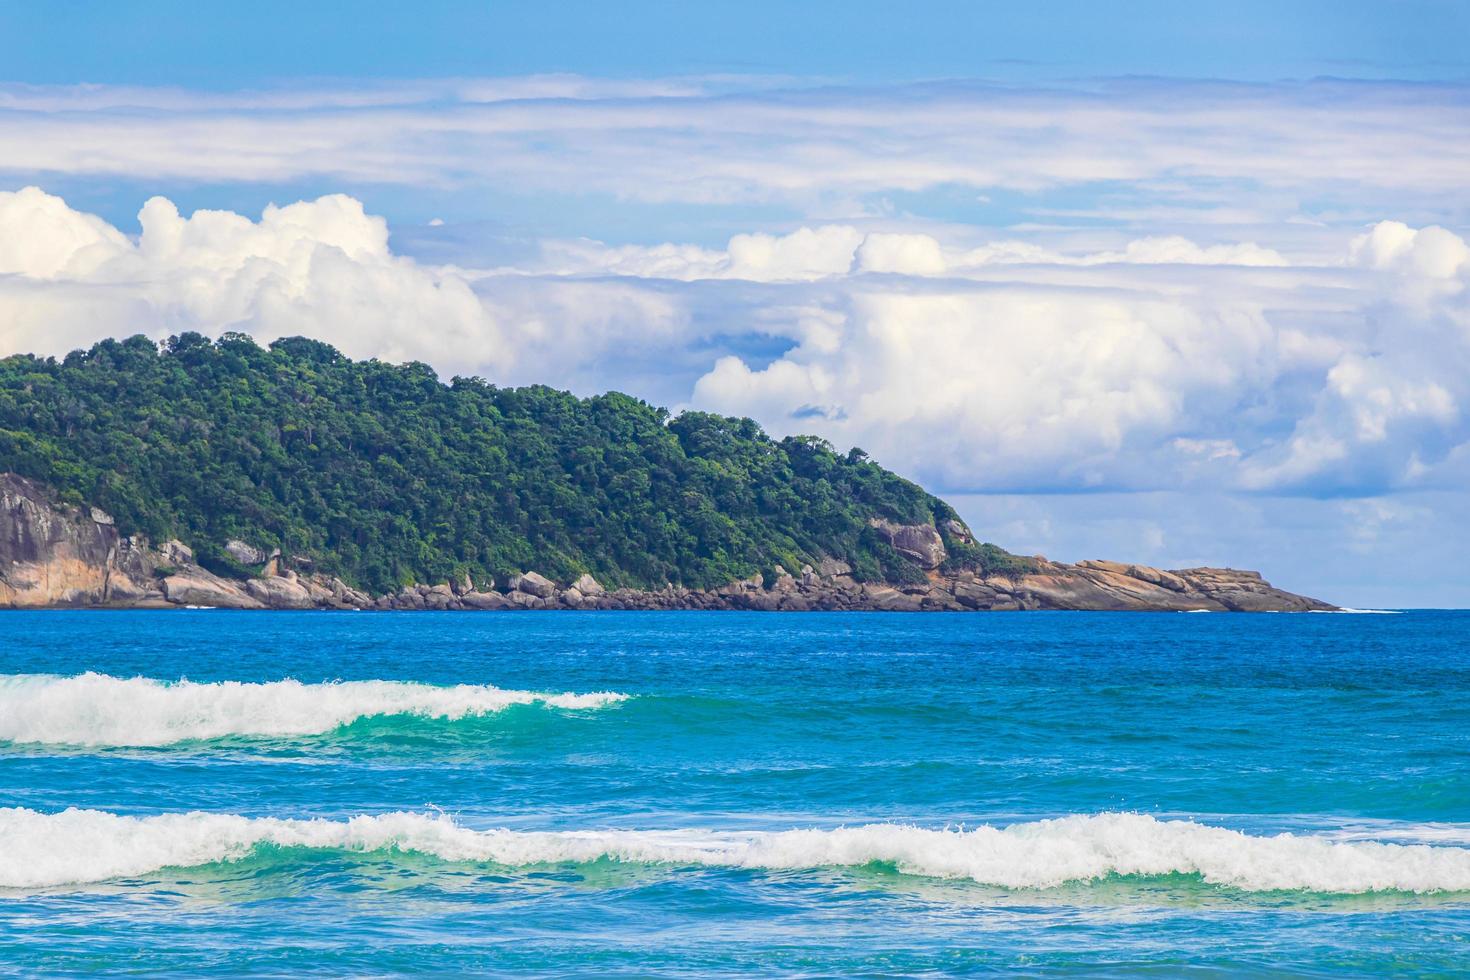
684,219,1470,496
521,225,1289,282
0,187,499,369
2,77,1469,224
2,188,1467,503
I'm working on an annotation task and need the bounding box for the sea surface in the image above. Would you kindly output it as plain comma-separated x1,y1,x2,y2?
0,609,1466,976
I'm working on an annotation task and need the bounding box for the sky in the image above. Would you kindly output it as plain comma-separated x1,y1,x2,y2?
1,0,1467,607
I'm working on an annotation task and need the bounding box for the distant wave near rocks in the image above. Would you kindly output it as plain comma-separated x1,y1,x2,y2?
0,673,629,747
3,809,1469,894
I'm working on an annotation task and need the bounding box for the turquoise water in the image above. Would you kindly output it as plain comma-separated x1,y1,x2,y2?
0,609,1467,976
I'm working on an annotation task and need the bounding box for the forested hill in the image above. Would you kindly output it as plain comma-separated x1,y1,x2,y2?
0,332,1013,593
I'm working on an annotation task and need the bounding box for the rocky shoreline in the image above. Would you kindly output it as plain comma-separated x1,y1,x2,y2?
1,473,1334,613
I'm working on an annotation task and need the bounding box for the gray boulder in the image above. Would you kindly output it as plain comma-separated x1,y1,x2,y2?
164,569,263,609
869,519,947,569
225,539,268,565
573,573,605,596
513,571,557,598
943,518,974,544
816,557,852,578
245,574,315,609
461,591,512,610
160,539,194,565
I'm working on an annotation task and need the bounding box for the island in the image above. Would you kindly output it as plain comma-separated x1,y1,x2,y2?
0,334,1331,612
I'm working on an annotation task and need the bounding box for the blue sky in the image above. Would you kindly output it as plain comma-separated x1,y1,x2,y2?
0,2,1467,606
5,0,1469,85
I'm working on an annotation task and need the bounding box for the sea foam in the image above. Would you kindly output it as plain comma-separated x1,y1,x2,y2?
3,808,1468,894
0,673,628,747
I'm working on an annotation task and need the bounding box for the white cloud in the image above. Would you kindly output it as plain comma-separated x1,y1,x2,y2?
1352,221,1470,278
2,77,1468,224
691,284,1293,490
854,233,949,276
685,220,1470,495
0,187,499,370
0,187,706,401
520,225,1291,283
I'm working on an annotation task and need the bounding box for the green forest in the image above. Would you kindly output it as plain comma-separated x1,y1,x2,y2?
0,333,1017,592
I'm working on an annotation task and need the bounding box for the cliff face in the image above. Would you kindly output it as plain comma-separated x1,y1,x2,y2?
0,473,1334,612
0,475,159,607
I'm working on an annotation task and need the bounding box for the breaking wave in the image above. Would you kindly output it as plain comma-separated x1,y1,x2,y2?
0,673,629,747
3,808,1468,894
1313,608,1402,614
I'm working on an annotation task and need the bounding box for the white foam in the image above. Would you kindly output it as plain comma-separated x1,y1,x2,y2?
0,673,629,747
2,809,1468,894
1310,608,1401,614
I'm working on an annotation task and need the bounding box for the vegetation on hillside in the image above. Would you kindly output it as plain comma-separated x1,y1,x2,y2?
0,333,1017,592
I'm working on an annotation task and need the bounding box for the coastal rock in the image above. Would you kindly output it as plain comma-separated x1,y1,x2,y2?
868,519,947,569
328,577,372,608
573,573,605,596
245,574,314,609
817,558,852,579
225,539,268,566
0,473,154,606
1173,567,1327,612
512,571,557,598
461,590,513,610
160,539,194,565
508,590,540,608
951,580,998,609
163,569,262,608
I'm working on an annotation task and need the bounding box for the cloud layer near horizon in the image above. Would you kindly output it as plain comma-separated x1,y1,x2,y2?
2,186,1466,505
3,77,1469,230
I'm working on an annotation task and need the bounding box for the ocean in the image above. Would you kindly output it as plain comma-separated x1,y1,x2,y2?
0,609,1466,976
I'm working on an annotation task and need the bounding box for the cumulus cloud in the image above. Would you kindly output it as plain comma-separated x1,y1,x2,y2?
0,187,500,369
1352,221,1470,279
0,187,702,390
684,220,1470,495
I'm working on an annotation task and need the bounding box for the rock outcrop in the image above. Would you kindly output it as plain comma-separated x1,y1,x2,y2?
0,472,1334,613
869,519,947,569
0,474,158,606
225,539,269,566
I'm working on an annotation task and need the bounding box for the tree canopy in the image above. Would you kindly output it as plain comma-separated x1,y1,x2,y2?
0,333,1012,592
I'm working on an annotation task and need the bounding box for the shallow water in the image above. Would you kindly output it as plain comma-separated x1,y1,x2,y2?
1,609,1466,975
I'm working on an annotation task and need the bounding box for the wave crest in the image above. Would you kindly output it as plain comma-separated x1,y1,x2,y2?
3,808,1468,894
0,673,628,747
